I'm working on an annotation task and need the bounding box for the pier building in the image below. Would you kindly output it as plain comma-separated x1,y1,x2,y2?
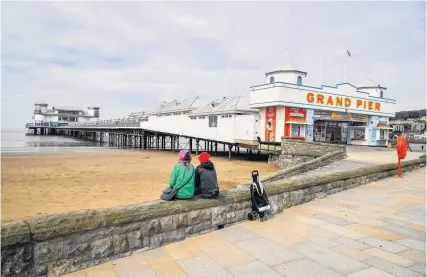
250,62,396,146
29,102,100,127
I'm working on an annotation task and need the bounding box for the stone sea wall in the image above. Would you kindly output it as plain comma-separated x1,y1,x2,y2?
1,157,425,277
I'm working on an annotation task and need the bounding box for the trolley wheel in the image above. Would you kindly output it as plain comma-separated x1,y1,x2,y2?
259,212,266,222
247,212,255,221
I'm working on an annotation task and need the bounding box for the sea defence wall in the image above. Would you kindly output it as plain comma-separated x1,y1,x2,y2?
269,137,347,168
2,157,425,277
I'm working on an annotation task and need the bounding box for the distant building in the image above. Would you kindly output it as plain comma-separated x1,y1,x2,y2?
390,115,426,134
31,102,100,127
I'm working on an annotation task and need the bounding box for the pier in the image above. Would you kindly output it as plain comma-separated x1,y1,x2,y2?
25,121,257,160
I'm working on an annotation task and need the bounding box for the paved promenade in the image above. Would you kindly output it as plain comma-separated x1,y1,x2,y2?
66,167,426,277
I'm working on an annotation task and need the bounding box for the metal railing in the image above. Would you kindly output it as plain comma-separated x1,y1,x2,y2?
66,116,146,128
26,122,69,128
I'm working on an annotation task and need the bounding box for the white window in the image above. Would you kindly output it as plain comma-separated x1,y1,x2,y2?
209,115,218,127
380,129,385,140
291,125,301,137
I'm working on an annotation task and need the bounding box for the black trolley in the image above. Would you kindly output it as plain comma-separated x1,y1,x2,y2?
247,170,271,222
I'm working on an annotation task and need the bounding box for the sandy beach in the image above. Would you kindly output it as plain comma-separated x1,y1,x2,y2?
1,150,278,223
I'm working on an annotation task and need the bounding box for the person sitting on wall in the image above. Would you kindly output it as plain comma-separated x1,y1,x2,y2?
168,150,195,199
195,152,219,198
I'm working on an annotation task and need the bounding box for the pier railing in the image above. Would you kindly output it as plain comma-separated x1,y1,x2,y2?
66,117,143,128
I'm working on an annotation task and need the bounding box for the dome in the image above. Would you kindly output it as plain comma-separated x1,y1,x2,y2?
278,62,298,71
358,79,386,89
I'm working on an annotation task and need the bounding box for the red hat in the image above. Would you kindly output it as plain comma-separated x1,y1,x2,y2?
197,152,210,163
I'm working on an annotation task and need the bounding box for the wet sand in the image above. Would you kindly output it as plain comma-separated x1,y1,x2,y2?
1,150,278,223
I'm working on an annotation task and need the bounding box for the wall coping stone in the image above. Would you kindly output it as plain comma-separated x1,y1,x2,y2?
1,221,31,247
281,137,346,149
242,150,346,185
2,157,425,245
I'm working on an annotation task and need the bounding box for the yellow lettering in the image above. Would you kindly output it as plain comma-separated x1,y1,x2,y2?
327,96,334,105
368,101,373,110
344,98,351,107
356,100,362,108
307,93,314,103
317,94,324,104
336,97,343,106
375,102,381,111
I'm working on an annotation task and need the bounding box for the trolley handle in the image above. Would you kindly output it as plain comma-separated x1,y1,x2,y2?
251,170,259,183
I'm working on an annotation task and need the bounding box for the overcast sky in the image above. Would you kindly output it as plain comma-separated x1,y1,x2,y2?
2,1,426,129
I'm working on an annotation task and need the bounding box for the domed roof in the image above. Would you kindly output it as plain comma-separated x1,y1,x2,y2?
278,62,298,71
358,79,386,89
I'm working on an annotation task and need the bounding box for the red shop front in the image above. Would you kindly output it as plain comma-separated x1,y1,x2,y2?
284,107,307,140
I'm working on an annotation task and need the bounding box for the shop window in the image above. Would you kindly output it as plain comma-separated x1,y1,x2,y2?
380,129,385,140
291,125,301,137
269,77,274,84
354,129,365,139
380,91,384,98
297,76,302,86
208,115,218,127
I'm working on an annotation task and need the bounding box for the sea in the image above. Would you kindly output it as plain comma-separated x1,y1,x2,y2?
1,129,111,154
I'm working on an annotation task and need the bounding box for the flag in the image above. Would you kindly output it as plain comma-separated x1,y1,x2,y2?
347,49,351,57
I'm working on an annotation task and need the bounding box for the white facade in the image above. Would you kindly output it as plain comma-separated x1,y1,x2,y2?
139,96,258,143
250,62,396,146
32,102,100,127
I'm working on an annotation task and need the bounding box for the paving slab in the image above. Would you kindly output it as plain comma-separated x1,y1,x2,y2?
395,238,426,252
217,225,260,243
289,241,369,274
398,249,426,264
176,255,233,277
228,261,283,277
309,234,342,248
365,257,424,277
334,237,371,250
274,258,344,277
379,225,426,242
364,248,417,267
347,267,398,277
331,245,372,261
236,238,303,266
408,263,427,275
359,237,409,253
312,212,355,226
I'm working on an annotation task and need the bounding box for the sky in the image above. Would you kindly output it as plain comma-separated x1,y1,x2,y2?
1,1,426,129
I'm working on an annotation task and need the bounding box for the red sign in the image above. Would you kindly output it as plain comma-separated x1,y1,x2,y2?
285,107,307,137
285,107,307,122
265,107,277,142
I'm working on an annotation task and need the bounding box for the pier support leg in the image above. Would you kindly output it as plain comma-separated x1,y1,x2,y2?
176,136,180,150
189,138,193,153
171,136,175,152
215,142,217,156
196,139,200,156
237,146,240,155
156,134,159,150
228,144,233,160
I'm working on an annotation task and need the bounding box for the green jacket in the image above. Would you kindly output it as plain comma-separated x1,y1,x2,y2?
169,162,195,199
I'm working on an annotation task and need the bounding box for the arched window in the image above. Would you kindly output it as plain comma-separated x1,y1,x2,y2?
380,91,384,98
297,76,302,86
269,76,274,84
